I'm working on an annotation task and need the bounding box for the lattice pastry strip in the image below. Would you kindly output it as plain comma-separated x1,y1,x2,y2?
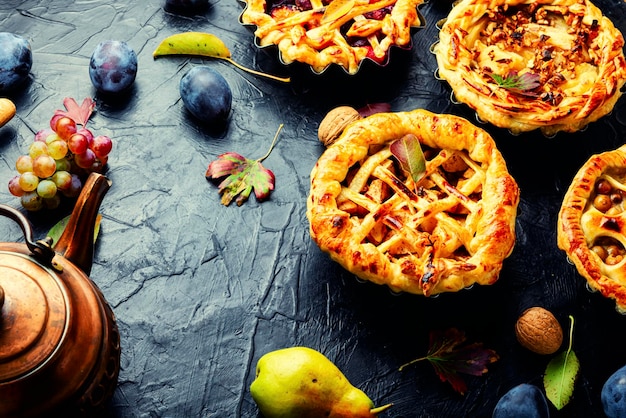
559,145,626,312
307,109,519,296
240,0,424,74
433,0,626,136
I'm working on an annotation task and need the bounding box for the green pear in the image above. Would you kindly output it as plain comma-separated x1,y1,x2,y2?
250,346,392,418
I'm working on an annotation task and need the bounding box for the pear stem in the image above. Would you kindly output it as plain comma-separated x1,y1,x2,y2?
222,57,291,83
370,403,393,415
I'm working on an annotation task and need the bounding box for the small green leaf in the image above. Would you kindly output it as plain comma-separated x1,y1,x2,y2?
490,71,540,95
390,134,426,184
47,214,102,245
543,315,579,410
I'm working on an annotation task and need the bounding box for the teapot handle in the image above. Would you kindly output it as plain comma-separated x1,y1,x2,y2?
0,204,56,265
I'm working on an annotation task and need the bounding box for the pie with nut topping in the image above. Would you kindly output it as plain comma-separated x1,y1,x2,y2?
433,0,626,136
558,145,626,312
306,109,520,296
239,0,425,74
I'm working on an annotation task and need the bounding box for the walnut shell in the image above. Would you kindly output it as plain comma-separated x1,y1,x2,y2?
515,307,563,355
317,106,361,147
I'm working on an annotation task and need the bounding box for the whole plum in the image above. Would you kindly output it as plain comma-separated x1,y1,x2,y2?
179,66,232,125
89,40,137,94
492,384,550,418
602,364,626,418
0,32,32,93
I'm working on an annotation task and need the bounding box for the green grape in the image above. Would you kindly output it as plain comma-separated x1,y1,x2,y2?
43,195,61,210
15,155,33,173
33,155,57,178
36,179,57,199
20,191,43,211
29,141,48,159
47,139,68,159
55,157,71,172
18,171,39,192
45,132,62,144
51,170,72,190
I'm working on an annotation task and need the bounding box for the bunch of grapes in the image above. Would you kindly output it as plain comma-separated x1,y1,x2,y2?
8,114,112,211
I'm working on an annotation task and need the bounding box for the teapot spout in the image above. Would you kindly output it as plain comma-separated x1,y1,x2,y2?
53,172,111,276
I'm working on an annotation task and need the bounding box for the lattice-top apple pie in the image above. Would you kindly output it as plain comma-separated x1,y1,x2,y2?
558,145,626,313
239,0,425,74
307,109,520,296
433,0,626,136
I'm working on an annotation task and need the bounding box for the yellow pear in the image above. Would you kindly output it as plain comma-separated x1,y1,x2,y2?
250,346,392,418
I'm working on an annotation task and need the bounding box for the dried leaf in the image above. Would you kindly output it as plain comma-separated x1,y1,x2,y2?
321,0,355,24
206,152,275,206
54,97,96,126
399,328,499,395
544,315,579,410
47,214,102,245
390,134,426,184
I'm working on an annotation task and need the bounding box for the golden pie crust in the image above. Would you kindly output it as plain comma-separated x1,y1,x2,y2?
306,109,520,296
433,0,626,136
558,145,626,312
239,0,424,74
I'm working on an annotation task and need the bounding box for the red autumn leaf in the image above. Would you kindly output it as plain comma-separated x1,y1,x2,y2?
206,152,275,206
357,102,391,117
399,328,499,395
54,97,96,126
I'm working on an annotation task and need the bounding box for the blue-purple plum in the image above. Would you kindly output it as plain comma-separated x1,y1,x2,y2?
179,66,232,125
493,384,550,418
602,364,626,418
0,32,32,93
89,40,137,94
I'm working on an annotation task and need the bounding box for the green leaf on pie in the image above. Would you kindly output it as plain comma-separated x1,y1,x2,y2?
390,134,426,184
490,71,540,94
544,315,579,410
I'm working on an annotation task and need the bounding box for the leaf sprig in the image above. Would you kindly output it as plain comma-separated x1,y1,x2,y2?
54,97,96,127
390,133,426,185
490,71,540,95
399,328,499,395
205,124,283,206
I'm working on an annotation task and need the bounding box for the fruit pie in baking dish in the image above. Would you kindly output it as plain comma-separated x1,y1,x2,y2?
433,0,626,136
239,0,425,74
307,109,520,297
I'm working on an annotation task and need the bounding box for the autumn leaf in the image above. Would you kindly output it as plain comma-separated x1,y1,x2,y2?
390,134,426,185
399,328,499,395
544,315,579,410
357,102,391,117
54,97,96,126
206,125,282,206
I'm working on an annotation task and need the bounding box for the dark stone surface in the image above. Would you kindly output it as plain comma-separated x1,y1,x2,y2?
1,0,626,417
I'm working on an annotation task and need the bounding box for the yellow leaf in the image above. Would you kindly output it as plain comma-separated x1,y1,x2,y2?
321,0,355,24
153,32,231,59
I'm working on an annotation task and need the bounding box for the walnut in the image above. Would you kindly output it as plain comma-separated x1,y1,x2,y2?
515,306,563,355
317,106,361,147
0,98,16,128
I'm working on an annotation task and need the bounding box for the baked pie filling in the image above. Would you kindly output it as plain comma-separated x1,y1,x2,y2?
433,0,626,136
307,109,520,296
239,0,425,74
558,146,626,312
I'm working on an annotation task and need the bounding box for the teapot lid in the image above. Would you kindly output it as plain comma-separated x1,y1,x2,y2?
0,250,68,382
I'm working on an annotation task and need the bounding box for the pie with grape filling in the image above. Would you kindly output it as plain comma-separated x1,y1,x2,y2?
433,0,626,136
306,109,520,296
558,145,626,312
239,0,425,75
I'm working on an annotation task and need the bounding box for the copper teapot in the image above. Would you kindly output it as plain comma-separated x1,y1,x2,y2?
0,173,120,417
